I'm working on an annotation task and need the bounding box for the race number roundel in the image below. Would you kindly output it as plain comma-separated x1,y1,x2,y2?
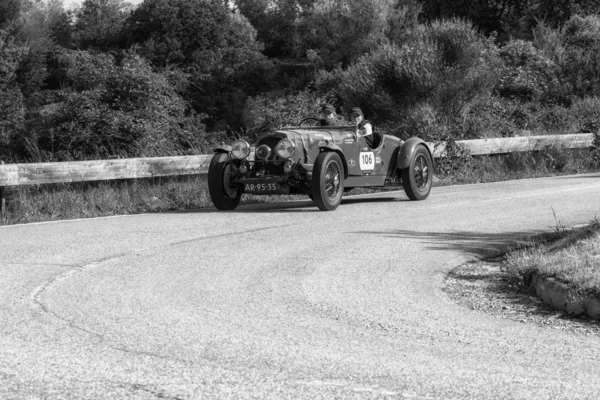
359,152,375,170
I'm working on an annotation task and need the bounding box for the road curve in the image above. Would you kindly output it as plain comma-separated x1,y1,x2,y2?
1,173,600,399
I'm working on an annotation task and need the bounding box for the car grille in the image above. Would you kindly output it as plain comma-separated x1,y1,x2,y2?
254,137,286,175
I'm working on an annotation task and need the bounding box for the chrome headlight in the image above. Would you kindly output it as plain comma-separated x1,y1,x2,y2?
255,144,271,160
275,139,295,159
231,140,250,160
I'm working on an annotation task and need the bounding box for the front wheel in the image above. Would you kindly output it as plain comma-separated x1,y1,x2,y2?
401,145,433,201
312,152,344,211
208,152,242,210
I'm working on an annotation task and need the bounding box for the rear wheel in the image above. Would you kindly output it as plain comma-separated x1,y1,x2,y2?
312,152,344,211
401,145,433,200
208,152,242,210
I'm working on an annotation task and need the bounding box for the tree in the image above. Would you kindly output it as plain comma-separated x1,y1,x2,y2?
124,0,235,67
0,29,26,159
123,0,274,129
234,0,317,57
0,0,21,30
419,0,600,41
306,0,389,67
27,49,214,161
73,0,130,51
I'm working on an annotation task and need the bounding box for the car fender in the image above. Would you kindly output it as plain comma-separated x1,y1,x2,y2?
397,138,434,170
213,145,232,154
318,143,349,179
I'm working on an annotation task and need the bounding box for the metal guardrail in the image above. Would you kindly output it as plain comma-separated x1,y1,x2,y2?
0,133,596,213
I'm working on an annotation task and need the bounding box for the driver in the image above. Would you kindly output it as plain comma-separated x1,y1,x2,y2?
351,107,373,145
320,104,342,126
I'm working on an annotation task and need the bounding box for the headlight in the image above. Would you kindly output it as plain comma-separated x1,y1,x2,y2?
275,139,295,159
231,140,250,160
255,144,271,160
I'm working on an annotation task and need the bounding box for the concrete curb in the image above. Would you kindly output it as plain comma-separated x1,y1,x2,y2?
531,274,600,320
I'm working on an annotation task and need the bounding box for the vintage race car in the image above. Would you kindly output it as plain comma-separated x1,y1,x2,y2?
207,120,434,211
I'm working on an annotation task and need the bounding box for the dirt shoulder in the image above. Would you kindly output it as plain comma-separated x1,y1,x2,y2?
444,256,600,336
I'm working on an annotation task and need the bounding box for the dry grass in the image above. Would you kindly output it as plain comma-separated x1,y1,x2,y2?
1,146,599,226
0,176,212,225
506,221,600,296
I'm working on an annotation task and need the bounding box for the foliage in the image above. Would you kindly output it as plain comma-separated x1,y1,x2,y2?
0,0,21,30
494,39,564,103
0,29,26,159
123,0,274,129
419,0,600,41
124,0,260,68
243,90,328,138
316,18,499,140
73,0,129,51
561,15,600,97
24,50,216,161
234,0,317,58
570,97,600,133
459,96,521,138
384,0,421,44
306,0,390,67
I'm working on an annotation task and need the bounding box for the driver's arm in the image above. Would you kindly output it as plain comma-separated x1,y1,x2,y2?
356,123,372,138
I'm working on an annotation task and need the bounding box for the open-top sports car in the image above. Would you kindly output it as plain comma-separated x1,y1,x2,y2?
208,120,434,211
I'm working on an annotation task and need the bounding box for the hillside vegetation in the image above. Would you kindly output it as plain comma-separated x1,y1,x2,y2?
1,0,600,164
2,0,600,225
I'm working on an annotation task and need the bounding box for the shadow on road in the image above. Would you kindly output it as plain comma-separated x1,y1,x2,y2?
352,229,553,258
175,196,402,214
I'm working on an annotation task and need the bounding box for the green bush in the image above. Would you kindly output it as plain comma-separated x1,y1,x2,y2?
459,96,519,138
0,30,26,160
561,15,600,97
571,96,600,133
22,50,216,161
495,39,563,103
315,18,499,140
243,90,328,138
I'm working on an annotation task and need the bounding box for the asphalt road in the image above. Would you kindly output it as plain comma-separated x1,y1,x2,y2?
2,173,600,399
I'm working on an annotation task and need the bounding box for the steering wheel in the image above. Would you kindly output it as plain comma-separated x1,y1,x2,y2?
298,117,321,127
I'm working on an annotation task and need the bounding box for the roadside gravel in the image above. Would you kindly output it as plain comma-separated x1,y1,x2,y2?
444,257,600,336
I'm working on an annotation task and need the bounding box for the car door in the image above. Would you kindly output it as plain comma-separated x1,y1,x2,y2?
343,134,387,177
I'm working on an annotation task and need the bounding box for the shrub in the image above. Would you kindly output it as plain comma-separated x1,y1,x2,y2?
243,90,329,138
536,105,578,135
315,18,500,141
23,49,213,161
495,39,563,103
0,30,26,161
571,97,600,133
561,15,600,97
459,96,520,138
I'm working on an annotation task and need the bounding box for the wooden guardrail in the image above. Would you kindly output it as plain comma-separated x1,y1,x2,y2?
428,133,595,157
0,133,596,213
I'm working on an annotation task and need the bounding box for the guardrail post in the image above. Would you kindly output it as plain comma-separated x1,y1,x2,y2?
0,161,5,216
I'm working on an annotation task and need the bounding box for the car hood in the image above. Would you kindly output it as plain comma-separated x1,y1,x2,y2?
259,126,355,145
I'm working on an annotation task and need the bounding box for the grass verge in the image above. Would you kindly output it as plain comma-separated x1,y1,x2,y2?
505,219,600,298
1,146,599,226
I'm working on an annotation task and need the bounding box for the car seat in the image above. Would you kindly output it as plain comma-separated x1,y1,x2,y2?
365,130,382,149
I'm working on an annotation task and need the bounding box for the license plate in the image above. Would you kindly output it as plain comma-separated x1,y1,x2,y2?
244,182,279,193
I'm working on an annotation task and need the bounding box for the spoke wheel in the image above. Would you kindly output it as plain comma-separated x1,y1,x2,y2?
312,152,344,211
401,145,433,201
208,152,242,210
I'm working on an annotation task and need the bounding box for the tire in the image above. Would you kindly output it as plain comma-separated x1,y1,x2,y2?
312,152,344,211
401,145,433,201
208,152,242,210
